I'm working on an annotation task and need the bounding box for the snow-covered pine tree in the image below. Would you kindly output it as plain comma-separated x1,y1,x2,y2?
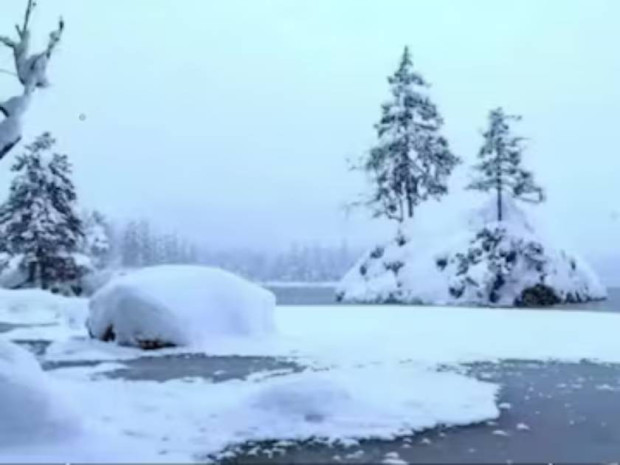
0,133,85,291
468,107,544,221
356,46,460,222
82,210,111,269
0,0,64,159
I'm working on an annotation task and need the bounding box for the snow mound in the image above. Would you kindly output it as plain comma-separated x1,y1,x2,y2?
0,252,94,296
0,363,496,462
81,268,132,296
86,265,276,349
338,198,606,306
227,365,498,445
0,340,79,445
0,288,86,326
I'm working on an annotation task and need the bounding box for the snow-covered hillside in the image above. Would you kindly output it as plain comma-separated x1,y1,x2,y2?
338,198,606,306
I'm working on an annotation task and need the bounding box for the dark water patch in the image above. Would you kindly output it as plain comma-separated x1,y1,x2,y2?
222,359,620,463
268,285,620,311
0,322,19,333
553,287,620,312
43,359,105,370
13,339,52,357
101,353,306,382
266,285,337,305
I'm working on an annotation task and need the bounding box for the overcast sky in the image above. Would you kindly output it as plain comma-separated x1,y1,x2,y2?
1,0,620,260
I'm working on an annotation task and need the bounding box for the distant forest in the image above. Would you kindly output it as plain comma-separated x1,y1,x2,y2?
112,219,359,283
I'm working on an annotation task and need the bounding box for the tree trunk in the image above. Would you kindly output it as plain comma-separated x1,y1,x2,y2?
406,195,414,219
496,150,503,222
28,261,36,287
497,184,503,222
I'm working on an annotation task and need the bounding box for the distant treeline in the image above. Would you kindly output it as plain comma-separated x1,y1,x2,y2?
113,219,359,283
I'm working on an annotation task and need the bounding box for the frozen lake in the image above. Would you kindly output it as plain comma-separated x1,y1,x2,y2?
267,284,620,311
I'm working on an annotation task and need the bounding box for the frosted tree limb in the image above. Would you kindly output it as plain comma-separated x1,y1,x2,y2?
0,0,64,160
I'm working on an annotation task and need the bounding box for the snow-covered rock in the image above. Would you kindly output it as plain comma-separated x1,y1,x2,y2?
0,340,79,445
338,198,606,307
86,265,276,349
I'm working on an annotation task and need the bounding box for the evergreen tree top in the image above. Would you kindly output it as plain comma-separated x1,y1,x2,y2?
388,46,427,88
468,107,544,221
355,46,459,223
379,46,440,132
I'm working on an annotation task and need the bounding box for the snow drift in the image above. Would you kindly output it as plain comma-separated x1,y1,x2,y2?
338,198,606,306
80,267,131,297
86,265,276,349
235,365,499,444
0,251,94,296
0,288,86,326
0,340,78,445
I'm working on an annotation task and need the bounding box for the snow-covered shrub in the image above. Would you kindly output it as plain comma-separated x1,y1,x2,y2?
87,265,276,349
0,340,78,445
338,198,606,307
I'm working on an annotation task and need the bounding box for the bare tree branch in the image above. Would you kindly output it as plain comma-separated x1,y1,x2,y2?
0,136,20,160
45,17,64,59
0,36,16,49
0,69,18,77
24,0,36,31
0,0,64,159
17,0,36,38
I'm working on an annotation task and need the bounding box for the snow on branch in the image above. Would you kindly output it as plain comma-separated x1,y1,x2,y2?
0,0,64,160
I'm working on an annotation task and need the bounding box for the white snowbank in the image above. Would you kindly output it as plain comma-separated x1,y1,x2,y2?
273,305,620,366
234,365,498,444
87,265,276,348
39,300,620,368
0,251,95,296
0,363,497,462
0,340,79,445
0,288,87,326
339,197,606,306
81,267,132,296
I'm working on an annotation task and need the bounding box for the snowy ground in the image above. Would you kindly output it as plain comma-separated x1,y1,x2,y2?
228,360,620,464
3,292,620,462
